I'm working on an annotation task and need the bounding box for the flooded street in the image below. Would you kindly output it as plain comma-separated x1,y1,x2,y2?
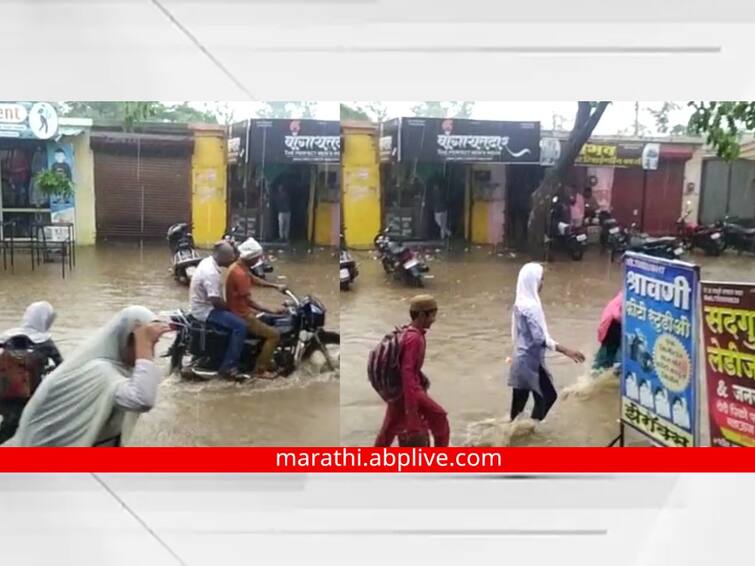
340,246,755,447
0,243,339,446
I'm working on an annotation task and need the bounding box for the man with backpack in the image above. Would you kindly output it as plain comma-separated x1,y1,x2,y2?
370,295,450,447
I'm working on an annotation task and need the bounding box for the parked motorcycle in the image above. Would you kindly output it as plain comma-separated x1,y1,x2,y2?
597,209,626,254
373,229,430,287
611,223,685,262
166,288,339,380
339,232,359,291
548,196,587,261
676,209,726,256
223,226,275,279
166,223,203,285
721,216,755,254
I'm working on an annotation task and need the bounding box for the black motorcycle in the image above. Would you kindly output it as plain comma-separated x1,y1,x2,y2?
721,216,755,254
167,223,203,285
373,229,430,287
223,226,275,279
166,289,339,380
611,223,685,262
548,196,588,261
339,233,358,291
598,210,626,254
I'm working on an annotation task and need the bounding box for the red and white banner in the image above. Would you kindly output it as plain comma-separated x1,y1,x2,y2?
3,447,755,473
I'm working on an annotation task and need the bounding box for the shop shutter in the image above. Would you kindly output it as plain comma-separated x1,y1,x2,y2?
93,151,191,240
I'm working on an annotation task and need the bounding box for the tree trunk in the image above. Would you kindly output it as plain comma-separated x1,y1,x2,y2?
527,101,610,259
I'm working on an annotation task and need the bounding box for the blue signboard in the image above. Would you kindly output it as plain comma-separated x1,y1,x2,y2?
621,252,700,447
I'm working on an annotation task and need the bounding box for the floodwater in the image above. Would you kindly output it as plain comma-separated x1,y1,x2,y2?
340,245,755,447
0,243,339,446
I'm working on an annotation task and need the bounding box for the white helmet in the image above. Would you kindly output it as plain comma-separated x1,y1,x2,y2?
238,237,264,261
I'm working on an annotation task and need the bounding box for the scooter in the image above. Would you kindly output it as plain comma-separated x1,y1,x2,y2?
676,208,726,256
721,216,755,254
166,223,203,285
166,288,339,380
223,226,275,279
339,232,358,291
548,196,587,261
373,229,430,287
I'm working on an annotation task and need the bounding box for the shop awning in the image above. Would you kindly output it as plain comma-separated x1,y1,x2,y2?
380,117,542,165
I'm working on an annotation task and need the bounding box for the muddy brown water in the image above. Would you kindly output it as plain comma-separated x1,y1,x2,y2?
340,245,755,447
0,243,339,446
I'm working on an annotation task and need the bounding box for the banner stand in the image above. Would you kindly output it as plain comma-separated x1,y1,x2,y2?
608,422,625,447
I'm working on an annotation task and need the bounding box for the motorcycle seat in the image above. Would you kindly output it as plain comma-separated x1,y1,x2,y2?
639,236,677,245
729,225,755,236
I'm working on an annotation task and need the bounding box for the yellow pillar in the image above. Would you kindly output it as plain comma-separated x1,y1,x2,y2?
190,126,227,248
341,122,381,249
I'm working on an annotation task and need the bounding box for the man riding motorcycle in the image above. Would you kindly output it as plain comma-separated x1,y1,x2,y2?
225,239,288,379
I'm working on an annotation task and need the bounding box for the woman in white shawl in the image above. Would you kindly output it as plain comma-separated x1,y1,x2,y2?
508,263,585,423
2,306,171,447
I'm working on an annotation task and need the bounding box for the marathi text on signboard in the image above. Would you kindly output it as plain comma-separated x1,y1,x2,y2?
399,118,541,164
248,119,340,164
540,138,660,170
620,252,700,447
701,282,755,447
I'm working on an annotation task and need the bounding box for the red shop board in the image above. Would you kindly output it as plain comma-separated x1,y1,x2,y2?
702,282,755,447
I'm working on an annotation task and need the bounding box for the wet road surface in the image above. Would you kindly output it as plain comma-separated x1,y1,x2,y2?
340,245,755,447
0,243,339,446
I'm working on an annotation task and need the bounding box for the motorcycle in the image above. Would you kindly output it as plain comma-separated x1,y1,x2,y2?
339,232,359,291
166,288,339,380
676,209,726,256
611,223,685,262
597,209,626,254
373,229,430,287
548,196,587,261
166,222,203,285
223,226,275,279
721,216,755,254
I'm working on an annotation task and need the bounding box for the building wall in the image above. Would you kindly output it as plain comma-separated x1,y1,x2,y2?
342,125,381,249
190,128,227,248
470,163,506,245
66,130,96,245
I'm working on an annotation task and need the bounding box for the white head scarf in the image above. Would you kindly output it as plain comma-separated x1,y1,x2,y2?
3,306,157,447
238,237,264,262
1,301,56,344
512,262,556,350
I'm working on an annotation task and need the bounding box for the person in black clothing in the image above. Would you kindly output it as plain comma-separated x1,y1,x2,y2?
0,301,63,442
274,182,292,241
430,176,450,239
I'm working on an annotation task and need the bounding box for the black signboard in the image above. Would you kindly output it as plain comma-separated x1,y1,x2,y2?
247,119,339,164
379,118,400,163
396,118,541,164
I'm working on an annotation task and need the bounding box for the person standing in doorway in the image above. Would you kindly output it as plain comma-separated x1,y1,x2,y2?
275,182,292,242
430,176,450,240
508,263,585,426
374,295,450,447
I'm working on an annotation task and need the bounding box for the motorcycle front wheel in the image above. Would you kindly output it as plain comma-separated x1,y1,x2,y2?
302,330,340,373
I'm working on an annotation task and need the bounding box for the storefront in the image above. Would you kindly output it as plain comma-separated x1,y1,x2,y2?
227,118,340,246
91,128,194,241
699,140,755,225
540,135,700,236
379,117,541,245
0,102,94,243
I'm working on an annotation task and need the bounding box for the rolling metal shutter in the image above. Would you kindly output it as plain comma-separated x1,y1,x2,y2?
92,133,193,240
